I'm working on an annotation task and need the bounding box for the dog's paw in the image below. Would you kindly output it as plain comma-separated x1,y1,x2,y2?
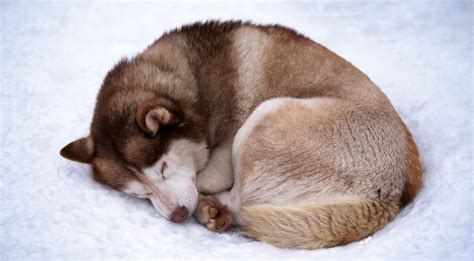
195,196,233,233
205,205,233,233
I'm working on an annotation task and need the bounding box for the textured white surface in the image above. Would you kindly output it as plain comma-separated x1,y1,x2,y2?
1,1,472,259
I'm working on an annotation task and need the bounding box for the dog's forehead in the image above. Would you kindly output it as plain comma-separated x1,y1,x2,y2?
121,134,170,167
104,91,155,119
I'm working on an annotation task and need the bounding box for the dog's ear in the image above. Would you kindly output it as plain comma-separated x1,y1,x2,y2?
136,98,181,137
60,136,95,163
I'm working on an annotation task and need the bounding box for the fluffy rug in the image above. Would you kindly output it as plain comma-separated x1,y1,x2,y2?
1,1,471,259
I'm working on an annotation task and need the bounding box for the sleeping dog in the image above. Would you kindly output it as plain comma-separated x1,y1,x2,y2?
60,21,422,249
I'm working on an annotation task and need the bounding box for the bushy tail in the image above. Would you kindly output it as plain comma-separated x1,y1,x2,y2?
239,199,398,249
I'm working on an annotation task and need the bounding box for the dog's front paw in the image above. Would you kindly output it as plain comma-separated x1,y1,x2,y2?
195,195,233,233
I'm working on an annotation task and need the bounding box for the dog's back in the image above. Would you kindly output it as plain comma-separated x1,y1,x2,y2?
216,23,423,248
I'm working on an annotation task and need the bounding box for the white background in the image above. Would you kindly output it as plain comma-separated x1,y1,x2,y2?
1,0,472,259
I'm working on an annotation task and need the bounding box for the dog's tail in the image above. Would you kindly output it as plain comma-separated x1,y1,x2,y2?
239,198,398,249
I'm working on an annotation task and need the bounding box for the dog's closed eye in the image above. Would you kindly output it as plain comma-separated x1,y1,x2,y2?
130,192,151,198
160,162,167,177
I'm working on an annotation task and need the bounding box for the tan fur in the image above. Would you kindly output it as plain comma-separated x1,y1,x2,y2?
240,200,399,248
223,22,422,247
400,122,423,205
60,21,422,249
232,26,272,120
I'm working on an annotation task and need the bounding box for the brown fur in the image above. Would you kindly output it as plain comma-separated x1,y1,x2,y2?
60,21,422,249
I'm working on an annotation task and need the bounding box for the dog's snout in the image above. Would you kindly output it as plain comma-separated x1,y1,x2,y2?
170,206,189,223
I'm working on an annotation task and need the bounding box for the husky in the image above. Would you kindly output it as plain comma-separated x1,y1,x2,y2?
60,21,422,249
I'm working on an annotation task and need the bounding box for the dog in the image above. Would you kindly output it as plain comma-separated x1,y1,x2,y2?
60,21,422,249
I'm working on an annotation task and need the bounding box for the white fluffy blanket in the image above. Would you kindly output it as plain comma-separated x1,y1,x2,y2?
1,1,471,259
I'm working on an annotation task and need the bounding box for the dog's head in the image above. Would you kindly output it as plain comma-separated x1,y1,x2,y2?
60,58,209,223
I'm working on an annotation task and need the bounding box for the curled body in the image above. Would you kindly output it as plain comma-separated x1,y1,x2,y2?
61,21,422,249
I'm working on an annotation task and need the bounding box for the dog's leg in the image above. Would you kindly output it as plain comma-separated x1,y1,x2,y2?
194,193,234,233
196,144,234,194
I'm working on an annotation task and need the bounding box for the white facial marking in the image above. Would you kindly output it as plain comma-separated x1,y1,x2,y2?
122,180,151,198
141,139,209,219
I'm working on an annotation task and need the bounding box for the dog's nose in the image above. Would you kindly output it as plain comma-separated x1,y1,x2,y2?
170,206,189,223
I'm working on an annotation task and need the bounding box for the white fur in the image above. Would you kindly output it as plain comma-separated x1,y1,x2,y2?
126,139,209,219
233,27,272,120
122,181,150,198
196,144,234,194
